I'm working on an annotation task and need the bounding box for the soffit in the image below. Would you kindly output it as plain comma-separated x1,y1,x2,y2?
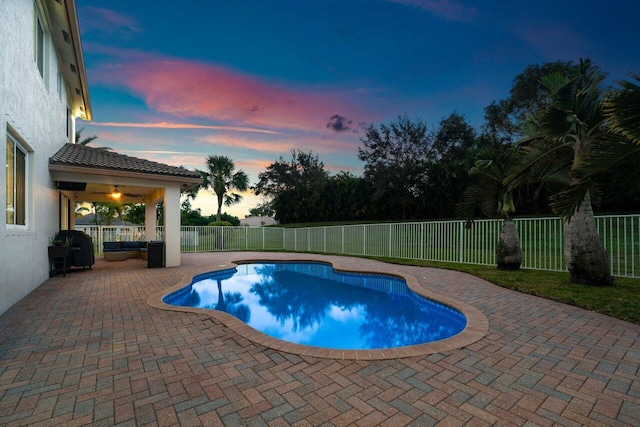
43,0,91,120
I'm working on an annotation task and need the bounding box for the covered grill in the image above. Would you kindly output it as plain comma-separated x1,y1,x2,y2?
54,230,95,270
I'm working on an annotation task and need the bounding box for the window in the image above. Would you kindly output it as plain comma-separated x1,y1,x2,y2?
57,68,63,101
34,2,48,85
6,131,29,228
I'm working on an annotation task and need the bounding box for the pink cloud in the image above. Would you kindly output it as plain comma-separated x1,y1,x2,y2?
79,7,142,36
89,121,283,135
92,54,366,133
389,0,477,22
196,132,356,155
196,135,296,153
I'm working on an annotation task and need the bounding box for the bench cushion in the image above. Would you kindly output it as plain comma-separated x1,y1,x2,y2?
121,241,142,250
103,241,123,252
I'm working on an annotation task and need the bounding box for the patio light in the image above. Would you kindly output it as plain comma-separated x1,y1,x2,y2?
111,186,121,199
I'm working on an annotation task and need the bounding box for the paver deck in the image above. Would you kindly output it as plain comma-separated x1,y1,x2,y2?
0,252,638,426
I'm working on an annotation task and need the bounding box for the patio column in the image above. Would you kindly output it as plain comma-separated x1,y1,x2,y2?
163,184,181,267
145,196,157,242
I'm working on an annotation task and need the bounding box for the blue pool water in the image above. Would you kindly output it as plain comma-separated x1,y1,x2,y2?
164,262,466,350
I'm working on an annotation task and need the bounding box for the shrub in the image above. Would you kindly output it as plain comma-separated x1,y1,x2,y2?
208,221,233,227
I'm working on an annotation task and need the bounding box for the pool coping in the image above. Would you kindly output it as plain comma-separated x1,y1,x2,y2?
147,256,489,360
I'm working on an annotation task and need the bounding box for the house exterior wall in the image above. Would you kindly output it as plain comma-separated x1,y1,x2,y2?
0,0,76,315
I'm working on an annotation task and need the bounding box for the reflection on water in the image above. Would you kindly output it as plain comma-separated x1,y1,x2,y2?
166,262,466,350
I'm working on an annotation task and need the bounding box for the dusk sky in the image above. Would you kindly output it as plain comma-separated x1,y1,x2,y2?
76,0,640,218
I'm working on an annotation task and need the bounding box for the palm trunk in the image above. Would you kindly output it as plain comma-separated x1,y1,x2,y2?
216,193,224,222
496,218,521,270
563,193,612,285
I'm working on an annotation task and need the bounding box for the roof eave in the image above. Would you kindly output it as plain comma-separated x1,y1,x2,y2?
49,163,203,187
64,0,91,121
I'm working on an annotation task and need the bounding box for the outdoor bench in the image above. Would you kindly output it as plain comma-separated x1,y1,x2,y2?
103,241,148,261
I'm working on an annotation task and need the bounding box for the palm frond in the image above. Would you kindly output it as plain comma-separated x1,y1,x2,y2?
505,138,571,188
539,106,574,138
548,182,591,220
539,72,568,94
456,180,501,219
579,137,640,175
604,72,640,144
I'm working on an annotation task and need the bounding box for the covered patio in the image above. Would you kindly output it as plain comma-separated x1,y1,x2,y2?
48,143,202,266
0,252,638,425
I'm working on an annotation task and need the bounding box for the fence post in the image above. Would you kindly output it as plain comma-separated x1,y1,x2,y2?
98,226,103,256
459,221,464,263
363,225,367,256
420,222,425,260
324,228,326,253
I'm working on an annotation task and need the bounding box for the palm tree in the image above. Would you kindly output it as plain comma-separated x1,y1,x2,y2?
506,59,612,286
457,146,521,270
75,204,89,218
75,128,98,146
204,155,249,222
606,73,640,144
75,128,110,150
94,202,125,225
548,73,640,218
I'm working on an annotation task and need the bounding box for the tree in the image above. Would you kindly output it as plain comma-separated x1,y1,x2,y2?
481,61,584,216
358,114,434,220
546,72,640,216
506,59,612,286
457,147,521,270
124,204,145,225
75,128,98,146
254,150,328,223
606,73,640,144
94,202,126,225
204,155,249,222
596,73,640,212
75,128,111,150
179,199,207,226
75,204,89,218
483,61,580,145
248,204,275,218
322,172,374,221
422,112,478,218
218,213,241,226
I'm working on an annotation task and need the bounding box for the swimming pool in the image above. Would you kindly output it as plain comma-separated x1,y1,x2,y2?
164,262,466,350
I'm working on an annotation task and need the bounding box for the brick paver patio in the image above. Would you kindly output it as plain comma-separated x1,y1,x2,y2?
0,252,638,426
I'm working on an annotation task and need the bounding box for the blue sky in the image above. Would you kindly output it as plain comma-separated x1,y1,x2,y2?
76,0,640,217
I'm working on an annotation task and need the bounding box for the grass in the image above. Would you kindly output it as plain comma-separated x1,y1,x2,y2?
371,256,640,325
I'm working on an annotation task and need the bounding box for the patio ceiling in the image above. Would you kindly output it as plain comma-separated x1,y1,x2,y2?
65,183,163,204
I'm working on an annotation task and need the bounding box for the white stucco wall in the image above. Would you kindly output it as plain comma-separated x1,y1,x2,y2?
0,0,75,315
163,185,182,267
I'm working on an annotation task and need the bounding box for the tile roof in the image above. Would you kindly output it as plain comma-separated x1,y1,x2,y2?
50,143,201,179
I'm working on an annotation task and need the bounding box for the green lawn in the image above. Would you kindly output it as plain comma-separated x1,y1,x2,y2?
373,256,640,325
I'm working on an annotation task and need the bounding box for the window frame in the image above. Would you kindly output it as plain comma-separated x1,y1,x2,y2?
57,68,63,101
33,1,49,87
6,131,30,229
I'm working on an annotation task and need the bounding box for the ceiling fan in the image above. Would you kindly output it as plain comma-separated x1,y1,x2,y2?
90,186,143,199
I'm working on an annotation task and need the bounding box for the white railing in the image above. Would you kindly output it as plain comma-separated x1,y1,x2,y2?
77,214,640,278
